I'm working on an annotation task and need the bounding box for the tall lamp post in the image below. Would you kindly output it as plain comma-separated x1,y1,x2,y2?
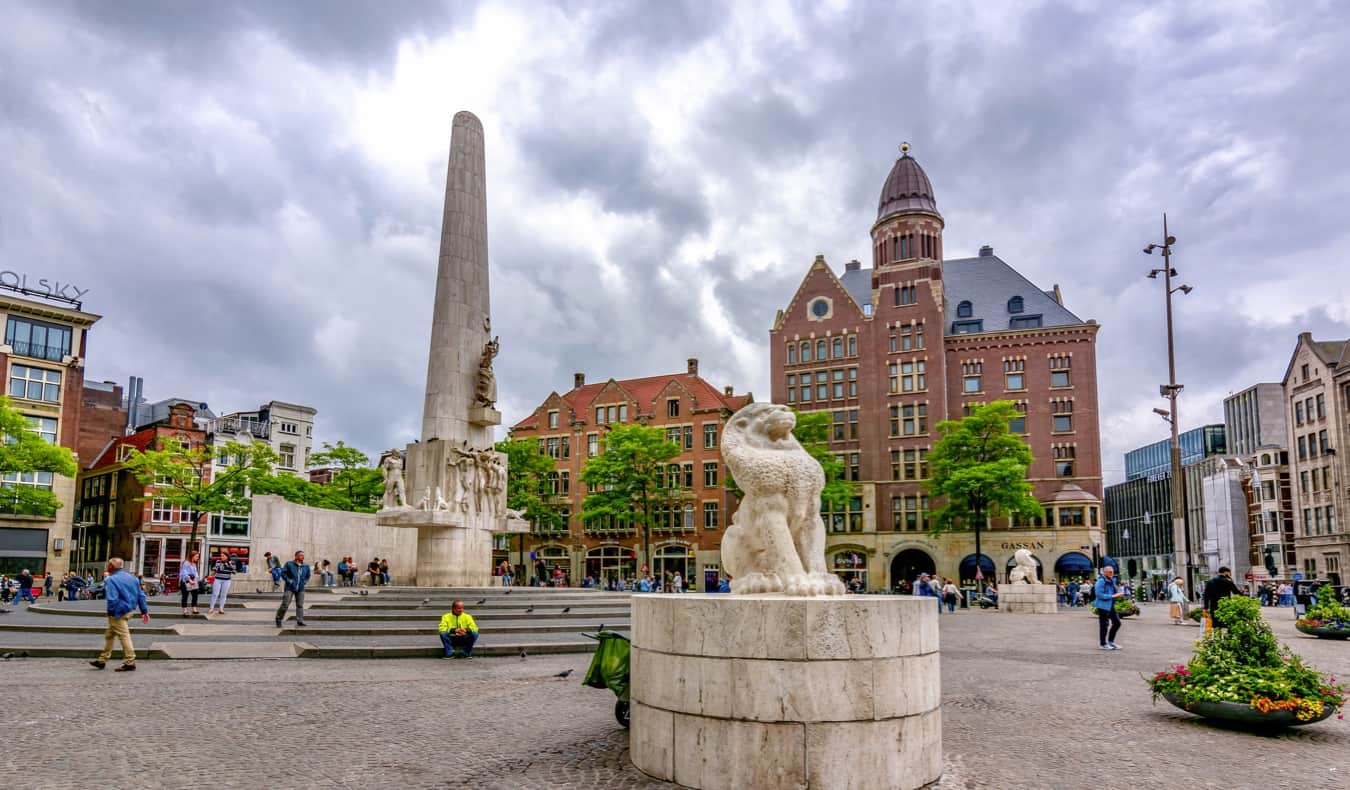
1144,215,1194,594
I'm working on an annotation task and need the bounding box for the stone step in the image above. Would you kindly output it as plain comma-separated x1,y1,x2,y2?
155,641,309,659
0,639,597,659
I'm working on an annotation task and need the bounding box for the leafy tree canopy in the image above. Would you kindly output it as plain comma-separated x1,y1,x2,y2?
307,441,383,512
495,437,559,529
0,396,78,516
580,423,680,565
925,400,1041,533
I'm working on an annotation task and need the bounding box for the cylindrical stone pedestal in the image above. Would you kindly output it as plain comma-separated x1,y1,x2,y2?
630,594,941,790
999,583,1058,614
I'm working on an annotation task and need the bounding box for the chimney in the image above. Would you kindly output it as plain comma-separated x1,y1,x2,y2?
724,386,734,396
845,259,861,271
978,245,994,257
687,357,699,376
573,372,585,389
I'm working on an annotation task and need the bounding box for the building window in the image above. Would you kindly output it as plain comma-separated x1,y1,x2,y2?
898,323,924,351
1316,393,1325,420
962,361,982,393
952,320,983,334
547,411,559,429
832,337,843,358
1301,364,1310,381
787,344,796,364
1052,399,1073,432
831,369,845,399
847,335,857,356
704,501,719,529
1054,445,1076,477
1,470,53,492
890,360,926,393
811,298,831,319
1007,296,1024,314
1009,315,1042,329
25,416,58,444
891,448,930,481
1009,401,1028,433
1049,354,1071,387
1297,436,1307,461
683,425,694,450
587,433,598,457
8,364,62,403
815,371,828,400
892,495,929,531
151,498,173,523
4,317,72,362
1059,507,1085,526
1003,358,1025,391
895,285,917,306
703,423,718,448
279,444,296,469
957,300,973,318
801,342,812,362
1319,429,1329,454
823,496,864,533
816,339,827,361
278,421,298,435
829,409,859,441
848,367,858,397
703,461,719,487
900,403,927,436
786,374,796,403
846,452,860,481
1296,401,1305,425
667,399,680,418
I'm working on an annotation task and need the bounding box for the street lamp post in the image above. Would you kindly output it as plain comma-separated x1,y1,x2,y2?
1144,214,1195,594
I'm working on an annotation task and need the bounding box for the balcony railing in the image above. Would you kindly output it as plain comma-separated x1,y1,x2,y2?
208,418,271,439
7,340,68,362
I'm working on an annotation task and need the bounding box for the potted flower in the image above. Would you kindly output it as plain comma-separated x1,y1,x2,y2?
1116,597,1141,618
1147,596,1344,727
1295,584,1350,640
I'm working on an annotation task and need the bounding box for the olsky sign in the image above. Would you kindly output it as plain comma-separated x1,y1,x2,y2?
0,270,90,302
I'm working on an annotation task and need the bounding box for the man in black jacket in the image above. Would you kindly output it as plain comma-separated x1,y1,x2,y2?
1202,566,1242,627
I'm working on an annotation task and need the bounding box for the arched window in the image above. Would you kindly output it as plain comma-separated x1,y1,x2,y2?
957,300,973,318
800,341,811,362
1007,296,1024,314
1261,453,1271,465
787,344,796,364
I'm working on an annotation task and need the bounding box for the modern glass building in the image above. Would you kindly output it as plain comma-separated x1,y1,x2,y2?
1124,424,1226,481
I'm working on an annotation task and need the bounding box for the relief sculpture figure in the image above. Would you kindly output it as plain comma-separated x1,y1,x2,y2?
379,450,409,510
475,336,500,408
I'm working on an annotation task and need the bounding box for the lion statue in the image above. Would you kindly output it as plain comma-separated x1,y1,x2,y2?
1008,549,1040,584
719,403,845,596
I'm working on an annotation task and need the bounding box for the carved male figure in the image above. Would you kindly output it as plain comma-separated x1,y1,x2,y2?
379,451,408,509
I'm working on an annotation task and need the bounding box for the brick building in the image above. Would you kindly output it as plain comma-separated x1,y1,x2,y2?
509,359,749,591
0,290,101,579
769,147,1105,590
1282,333,1349,584
76,403,228,582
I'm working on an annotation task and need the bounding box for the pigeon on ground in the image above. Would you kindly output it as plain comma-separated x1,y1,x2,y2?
598,624,605,631
554,669,573,679
421,598,431,605
359,590,369,596
1,652,13,660
561,607,570,613
519,649,527,661
525,606,534,613
476,598,486,605
256,587,264,594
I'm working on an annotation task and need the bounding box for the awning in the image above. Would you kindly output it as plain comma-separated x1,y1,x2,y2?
1100,556,1120,570
1054,552,1093,575
959,554,996,578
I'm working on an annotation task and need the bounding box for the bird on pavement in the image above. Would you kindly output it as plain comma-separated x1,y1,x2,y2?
476,598,486,605
525,606,534,613
519,649,528,661
359,590,369,596
1,652,14,660
561,607,571,613
421,598,431,605
598,623,605,631
554,669,573,679
255,587,264,594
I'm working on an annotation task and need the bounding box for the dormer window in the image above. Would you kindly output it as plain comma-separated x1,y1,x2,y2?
1007,296,1024,314
956,300,973,318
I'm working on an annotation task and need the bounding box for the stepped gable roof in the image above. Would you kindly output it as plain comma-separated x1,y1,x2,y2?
512,372,749,430
877,149,940,221
942,254,1084,334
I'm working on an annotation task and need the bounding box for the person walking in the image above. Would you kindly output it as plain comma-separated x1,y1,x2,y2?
207,550,235,615
12,569,36,606
1093,566,1125,650
1202,566,1241,632
43,572,53,600
275,550,311,627
90,558,150,671
942,578,960,613
1167,576,1187,625
179,550,202,615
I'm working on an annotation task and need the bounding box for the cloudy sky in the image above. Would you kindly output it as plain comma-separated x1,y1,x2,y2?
3,0,1348,481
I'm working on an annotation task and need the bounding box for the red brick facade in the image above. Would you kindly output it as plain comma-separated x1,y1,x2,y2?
508,360,749,590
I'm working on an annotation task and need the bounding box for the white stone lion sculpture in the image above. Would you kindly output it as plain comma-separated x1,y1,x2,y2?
1008,549,1040,584
720,403,846,596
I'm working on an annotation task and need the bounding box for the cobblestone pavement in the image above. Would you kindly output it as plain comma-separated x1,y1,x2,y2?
4,604,1348,789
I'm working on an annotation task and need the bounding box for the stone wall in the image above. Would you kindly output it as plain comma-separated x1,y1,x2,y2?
239,495,416,584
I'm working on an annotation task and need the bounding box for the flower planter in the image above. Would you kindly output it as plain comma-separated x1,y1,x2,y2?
1162,693,1335,727
1118,608,1140,618
1295,622,1350,640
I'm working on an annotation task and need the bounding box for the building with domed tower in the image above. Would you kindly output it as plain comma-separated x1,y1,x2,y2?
769,145,1105,592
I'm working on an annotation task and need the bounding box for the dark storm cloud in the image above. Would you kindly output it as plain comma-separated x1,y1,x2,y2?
3,0,1348,478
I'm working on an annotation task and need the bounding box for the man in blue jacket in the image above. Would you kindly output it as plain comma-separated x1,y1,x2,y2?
1093,565,1126,650
275,549,311,628
90,558,150,671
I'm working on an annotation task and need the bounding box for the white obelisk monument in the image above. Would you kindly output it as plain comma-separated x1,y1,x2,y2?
376,111,525,586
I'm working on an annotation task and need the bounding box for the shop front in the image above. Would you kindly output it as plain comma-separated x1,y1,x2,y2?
585,544,635,587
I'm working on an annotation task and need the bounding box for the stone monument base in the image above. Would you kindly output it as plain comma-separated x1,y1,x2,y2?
630,594,941,790
999,583,1058,614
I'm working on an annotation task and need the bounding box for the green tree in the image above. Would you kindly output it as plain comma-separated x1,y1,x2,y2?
0,396,78,516
925,400,1042,586
725,409,854,511
579,423,680,570
309,441,383,512
495,437,559,529
124,438,278,557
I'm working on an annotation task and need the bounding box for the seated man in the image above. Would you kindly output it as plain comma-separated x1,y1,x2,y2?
438,600,479,659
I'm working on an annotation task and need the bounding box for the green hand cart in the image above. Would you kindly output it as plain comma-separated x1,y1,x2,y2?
581,630,631,728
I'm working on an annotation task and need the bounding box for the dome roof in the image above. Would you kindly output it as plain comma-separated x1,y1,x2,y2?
877,149,939,221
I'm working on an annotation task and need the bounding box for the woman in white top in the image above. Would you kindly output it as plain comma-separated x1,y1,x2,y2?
1167,577,1187,624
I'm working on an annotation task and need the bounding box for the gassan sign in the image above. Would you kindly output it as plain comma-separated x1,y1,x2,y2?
0,270,90,302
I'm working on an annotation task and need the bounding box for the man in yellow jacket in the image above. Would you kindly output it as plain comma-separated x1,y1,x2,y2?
438,600,479,659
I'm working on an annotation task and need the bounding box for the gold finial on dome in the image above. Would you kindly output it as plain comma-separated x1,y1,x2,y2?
899,141,910,155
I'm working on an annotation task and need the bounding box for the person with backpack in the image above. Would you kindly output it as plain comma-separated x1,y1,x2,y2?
941,578,960,612
1093,566,1125,650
